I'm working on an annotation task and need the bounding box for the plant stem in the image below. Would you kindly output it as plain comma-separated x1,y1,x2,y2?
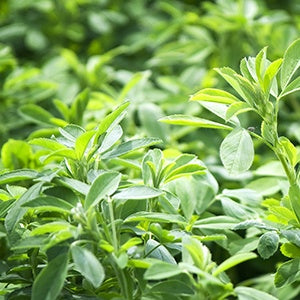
108,196,118,253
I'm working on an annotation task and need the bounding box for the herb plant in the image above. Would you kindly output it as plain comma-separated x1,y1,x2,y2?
162,38,300,293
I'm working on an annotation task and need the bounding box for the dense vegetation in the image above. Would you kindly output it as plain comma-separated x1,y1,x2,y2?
1,0,300,299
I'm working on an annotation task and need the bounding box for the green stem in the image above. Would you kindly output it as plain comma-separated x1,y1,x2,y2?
275,150,296,185
108,196,118,253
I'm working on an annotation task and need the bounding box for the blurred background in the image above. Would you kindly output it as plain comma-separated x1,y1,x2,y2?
0,0,299,172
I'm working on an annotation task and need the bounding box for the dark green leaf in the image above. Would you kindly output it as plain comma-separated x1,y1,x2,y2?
71,245,105,288
32,252,69,300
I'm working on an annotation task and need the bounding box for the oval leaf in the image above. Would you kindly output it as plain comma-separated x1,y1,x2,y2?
71,246,105,289
257,231,279,259
220,127,254,175
85,171,121,209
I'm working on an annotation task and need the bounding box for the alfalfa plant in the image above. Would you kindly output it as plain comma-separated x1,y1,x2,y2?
161,38,300,289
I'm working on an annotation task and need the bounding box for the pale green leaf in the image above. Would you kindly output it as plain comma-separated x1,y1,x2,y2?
226,102,253,121
281,38,300,90
263,58,282,93
235,287,278,300
144,262,182,280
159,115,232,130
125,212,186,225
213,252,257,276
280,76,300,98
75,130,96,159
220,127,254,175
113,186,163,200
0,169,38,184
190,88,239,104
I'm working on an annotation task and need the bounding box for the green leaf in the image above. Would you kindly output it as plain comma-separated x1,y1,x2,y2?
289,184,300,224
275,258,300,287
215,67,248,101
233,220,276,231
53,99,69,120
40,148,77,163
22,196,74,212
98,125,123,154
194,216,238,230
182,236,211,270
32,252,69,300
138,103,169,142
234,74,258,106
113,186,163,200
30,138,67,151
280,243,300,258
240,57,255,82
159,115,232,130
75,130,96,159
220,127,254,175
281,230,300,247
212,252,257,276
164,164,206,183
125,212,186,225
19,104,54,126
235,287,278,300
280,76,300,98
94,102,129,140
226,102,253,121
144,262,182,280
102,138,162,159
71,245,105,289
279,136,297,167
0,169,39,184
59,125,85,143
5,182,43,233
263,58,282,93
257,231,279,259
11,236,46,250
69,88,90,125
146,239,176,264
246,177,280,197
1,139,33,169
220,196,257,220
117,73,144,103
281,38,300,90
261,121,276,145
30,221,71,235
150,280,194,296
57,177,90,196
85,171,121,209
190,88,239,104
255,47,267,84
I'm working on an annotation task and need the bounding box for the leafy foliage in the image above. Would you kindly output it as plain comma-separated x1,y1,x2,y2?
1,1,300,299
